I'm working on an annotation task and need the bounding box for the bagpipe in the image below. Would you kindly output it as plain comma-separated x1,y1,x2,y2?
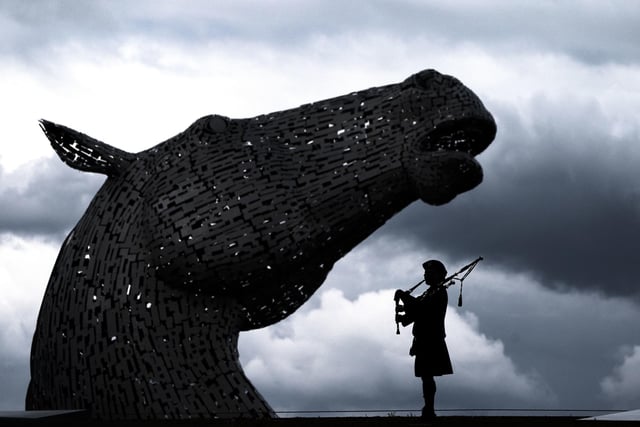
394,256,483,334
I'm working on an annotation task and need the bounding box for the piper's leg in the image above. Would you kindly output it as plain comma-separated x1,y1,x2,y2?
421,376,436,419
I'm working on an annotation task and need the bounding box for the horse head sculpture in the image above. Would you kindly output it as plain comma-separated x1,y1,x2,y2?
27,69,496,419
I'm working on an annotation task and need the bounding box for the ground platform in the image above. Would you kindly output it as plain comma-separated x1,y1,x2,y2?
1,412,638,427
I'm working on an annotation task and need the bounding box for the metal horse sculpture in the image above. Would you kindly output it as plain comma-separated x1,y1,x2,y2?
27,69,496,419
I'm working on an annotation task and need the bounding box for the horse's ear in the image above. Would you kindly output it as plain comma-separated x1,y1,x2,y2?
39,119,136,177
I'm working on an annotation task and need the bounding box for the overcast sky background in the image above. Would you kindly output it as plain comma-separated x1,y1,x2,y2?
1,0,640,415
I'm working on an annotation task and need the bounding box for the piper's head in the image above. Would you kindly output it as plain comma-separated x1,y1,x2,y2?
423,259,447,286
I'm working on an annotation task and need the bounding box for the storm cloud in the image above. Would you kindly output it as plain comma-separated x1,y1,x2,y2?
0,157,103,238
4,1,640,65
380,97,640,299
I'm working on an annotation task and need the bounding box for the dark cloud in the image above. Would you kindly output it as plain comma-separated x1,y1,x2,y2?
0,1,118,58
0,157,103,239
378,97,640,299
0,358,29,410
2,1,640,66
459,273,640,409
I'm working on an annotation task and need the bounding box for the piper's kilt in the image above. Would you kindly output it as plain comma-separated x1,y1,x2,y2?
412,338,453,377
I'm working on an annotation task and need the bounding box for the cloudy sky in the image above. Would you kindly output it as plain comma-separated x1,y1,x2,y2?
1,0,640,415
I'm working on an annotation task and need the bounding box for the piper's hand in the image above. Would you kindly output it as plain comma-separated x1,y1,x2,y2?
394,289,405,301
396,314,411,327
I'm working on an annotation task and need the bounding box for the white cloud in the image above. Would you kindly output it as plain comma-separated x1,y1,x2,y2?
0,34,412,171
4,19,639,175
601,345,640,408
0,235,58,409
239,287,551,413
240,288,415,411
0,235,57,343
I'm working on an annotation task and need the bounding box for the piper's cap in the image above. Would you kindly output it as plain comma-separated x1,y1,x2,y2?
422,259,447,278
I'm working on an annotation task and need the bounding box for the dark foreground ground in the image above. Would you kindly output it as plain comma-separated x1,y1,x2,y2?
0,412,638,427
